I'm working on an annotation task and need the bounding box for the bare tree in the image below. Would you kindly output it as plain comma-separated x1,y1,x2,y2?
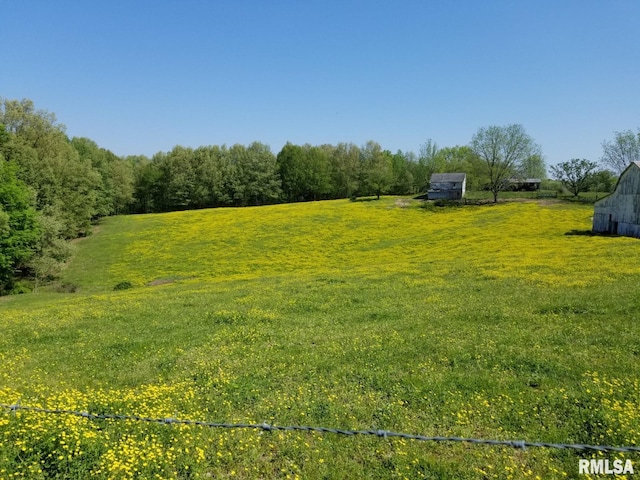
601,129,640,175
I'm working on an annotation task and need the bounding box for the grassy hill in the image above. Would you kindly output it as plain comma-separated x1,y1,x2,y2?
1,197,639,478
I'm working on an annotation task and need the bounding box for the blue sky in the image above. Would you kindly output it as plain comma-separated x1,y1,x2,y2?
2,1,638,168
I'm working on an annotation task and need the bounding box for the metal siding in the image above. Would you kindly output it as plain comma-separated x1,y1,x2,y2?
592,164,640,237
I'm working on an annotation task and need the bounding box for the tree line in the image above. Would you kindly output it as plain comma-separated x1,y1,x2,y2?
0,97,636,293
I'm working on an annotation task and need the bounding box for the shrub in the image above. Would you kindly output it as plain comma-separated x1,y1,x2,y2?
9,282,31,295
113,281,133,291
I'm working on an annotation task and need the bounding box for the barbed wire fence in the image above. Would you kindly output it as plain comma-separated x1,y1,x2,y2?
2,402,640,454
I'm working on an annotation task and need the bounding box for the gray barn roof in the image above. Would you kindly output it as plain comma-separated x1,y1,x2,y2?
430,173,466,183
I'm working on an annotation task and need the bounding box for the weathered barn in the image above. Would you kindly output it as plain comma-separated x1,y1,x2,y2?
592,161,640,237
427,173,466,200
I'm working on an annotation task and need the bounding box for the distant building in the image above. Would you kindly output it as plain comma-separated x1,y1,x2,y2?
508,178,542,191
592,162,640,238
427,173,466,200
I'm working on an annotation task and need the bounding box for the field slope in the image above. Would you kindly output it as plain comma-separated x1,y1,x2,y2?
1,197,640,479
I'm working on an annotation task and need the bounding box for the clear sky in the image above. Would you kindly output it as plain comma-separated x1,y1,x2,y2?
2,1,638,167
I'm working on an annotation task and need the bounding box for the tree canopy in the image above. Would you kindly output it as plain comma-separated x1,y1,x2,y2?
470,124,543,203
601,129,640,175
0,159,40,293
10,96,621,293
550,159,598,197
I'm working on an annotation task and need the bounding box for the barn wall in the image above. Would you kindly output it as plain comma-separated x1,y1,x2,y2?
428,181,464,200
428,190,462,200
592,165,640,237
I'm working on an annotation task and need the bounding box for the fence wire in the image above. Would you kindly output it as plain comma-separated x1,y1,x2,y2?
2,402,640,454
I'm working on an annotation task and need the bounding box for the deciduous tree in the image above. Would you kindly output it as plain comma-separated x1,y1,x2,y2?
359,141,392,199
518,153,547,179
329,142,360,199
0,159,40,292
470,124,542,203
550,158,598,197
601,129,640,175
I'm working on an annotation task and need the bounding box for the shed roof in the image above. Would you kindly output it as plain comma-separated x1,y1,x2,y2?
430,173,466,183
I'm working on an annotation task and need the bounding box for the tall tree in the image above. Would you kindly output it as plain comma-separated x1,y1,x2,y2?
359,141,392,199
550,158,598,197
71,137,133,215
0,159,40,292
277,143,332,202
0,98,101,237
228,143,281,206
329,142,360,199
277,143,309,202
432,146,486,190
601,129,640,175
389,150,415,195
304,145,332,200
518,153,547,179
584,169,616,194
161,146,198,210
470,124,542,203
414,139,440,191
71,137,114,217
192,145,230,208
110,158,135,214
131,157,161,213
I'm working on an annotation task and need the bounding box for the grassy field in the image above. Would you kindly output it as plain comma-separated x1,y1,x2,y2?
1,197,640,479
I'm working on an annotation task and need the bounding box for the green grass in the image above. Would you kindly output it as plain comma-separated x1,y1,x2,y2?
465,190,612,203
1,197,639,478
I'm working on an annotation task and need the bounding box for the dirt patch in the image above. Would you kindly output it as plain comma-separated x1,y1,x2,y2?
394,198,412,208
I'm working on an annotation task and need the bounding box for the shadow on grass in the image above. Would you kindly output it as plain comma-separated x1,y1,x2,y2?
565,229,618,237
350,197,379,202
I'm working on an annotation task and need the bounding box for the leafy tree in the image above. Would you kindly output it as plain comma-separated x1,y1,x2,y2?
54,155,101,237
191,145,230,208
359,141,392,199
414,139,440,191
159,146,198,210
0,159,40,292
0,98,101,237
71,137,134,215
277,143,332,202
328,142,360,199
28,210,74,291
601,129,640,175
431,146,486,190
304,145,332,200
550,158,598,197
584,169,616,194
71,137,114,216
131,157,161,213
388,150,415,195
277,143,310,202
518,153,547,179
228,143,281,206
470,124,542,203
110,158,135,214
